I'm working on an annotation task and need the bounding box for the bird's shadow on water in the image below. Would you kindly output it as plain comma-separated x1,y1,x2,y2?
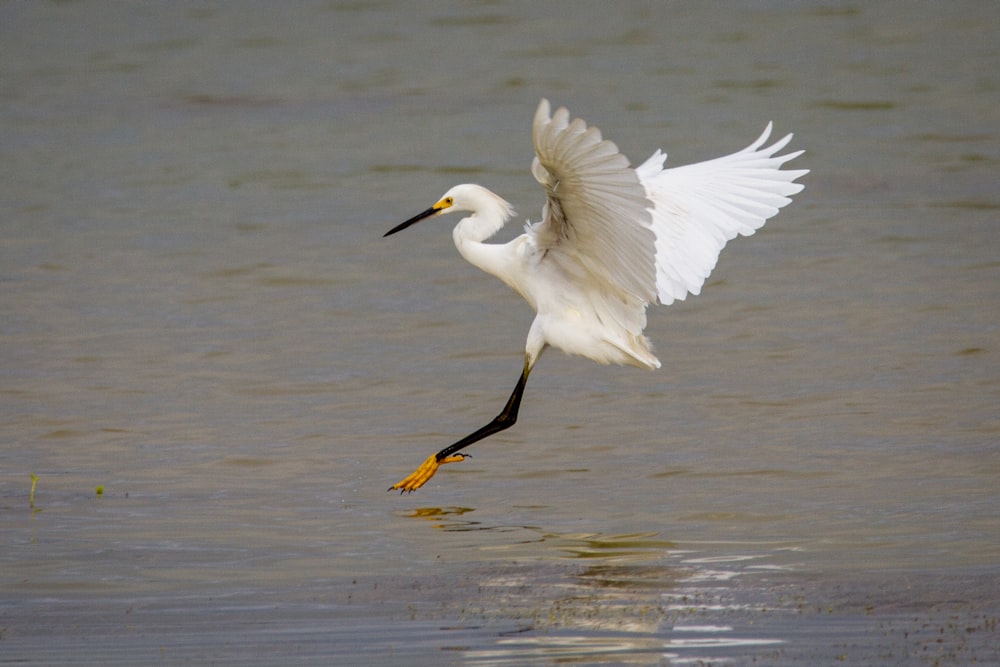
390,506,805,664
397,505,684,569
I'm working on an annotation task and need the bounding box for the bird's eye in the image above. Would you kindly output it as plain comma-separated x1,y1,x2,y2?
445,197,454,205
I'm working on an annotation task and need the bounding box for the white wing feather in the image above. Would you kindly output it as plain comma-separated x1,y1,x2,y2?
526,98,807,350
529,99,658,308
636,123,808,305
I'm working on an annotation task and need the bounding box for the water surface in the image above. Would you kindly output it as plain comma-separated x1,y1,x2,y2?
2,2,998,664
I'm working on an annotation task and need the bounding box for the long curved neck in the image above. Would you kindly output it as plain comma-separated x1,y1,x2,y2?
451,194,517,284
452,190,514,244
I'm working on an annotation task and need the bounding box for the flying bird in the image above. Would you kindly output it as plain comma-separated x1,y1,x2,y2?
384,99,807,492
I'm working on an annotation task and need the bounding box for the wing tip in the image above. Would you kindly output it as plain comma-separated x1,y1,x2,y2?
536,98,551,121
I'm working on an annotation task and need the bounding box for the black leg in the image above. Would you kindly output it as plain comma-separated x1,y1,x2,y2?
388,356,537,493
434,361,530,461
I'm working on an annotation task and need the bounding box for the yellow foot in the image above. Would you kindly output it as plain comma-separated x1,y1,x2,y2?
388,453,467,493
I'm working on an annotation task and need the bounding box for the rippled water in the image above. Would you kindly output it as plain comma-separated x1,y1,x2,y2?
2,2,998,664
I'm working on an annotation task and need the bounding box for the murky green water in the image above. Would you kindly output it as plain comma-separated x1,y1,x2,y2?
2,2,998,664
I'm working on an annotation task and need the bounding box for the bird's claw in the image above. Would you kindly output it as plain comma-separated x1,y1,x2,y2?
389,453,467,493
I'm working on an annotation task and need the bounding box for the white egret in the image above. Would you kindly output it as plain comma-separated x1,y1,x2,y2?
385,99,807,492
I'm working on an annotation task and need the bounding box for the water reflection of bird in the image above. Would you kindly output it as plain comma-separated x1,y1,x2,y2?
385,99,807,492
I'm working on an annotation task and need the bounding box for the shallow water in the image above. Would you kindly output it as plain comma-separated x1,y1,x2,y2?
2,1,998,664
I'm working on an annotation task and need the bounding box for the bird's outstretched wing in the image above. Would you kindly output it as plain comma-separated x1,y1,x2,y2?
530,99,658,307
637,124,808,305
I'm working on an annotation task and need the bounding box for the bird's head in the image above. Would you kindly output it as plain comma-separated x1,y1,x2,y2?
383,187,461,237
384,184,513,237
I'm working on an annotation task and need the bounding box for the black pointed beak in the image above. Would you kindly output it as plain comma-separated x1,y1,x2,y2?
384,206,439,237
